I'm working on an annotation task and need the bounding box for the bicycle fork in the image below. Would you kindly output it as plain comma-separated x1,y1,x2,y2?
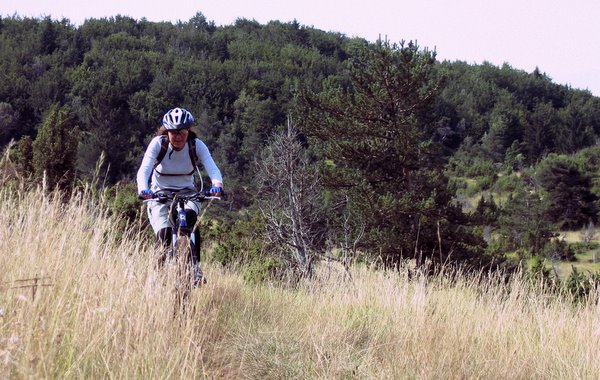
172,201,199,266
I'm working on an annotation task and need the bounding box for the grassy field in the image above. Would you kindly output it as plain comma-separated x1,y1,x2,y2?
553,230,600,277
457,176,600,277
2,187,600,379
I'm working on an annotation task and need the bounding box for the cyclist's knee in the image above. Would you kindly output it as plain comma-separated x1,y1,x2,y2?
184,209,198,227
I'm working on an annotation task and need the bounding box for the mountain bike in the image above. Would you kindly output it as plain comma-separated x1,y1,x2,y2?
145,190,221,312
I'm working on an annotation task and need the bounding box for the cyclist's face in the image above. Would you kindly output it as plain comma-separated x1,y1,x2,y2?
168,129,189,150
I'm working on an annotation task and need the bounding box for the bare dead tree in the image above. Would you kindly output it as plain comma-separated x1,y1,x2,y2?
334,211,364,281
254,119,324,278
579,221,596,244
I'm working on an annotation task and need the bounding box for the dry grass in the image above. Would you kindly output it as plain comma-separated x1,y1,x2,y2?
1,187,600,379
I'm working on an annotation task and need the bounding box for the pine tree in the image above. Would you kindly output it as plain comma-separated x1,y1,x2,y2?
32,104,79,191
496,185,555,254
13,135,34,176
299,40,485,268
538,155,599,229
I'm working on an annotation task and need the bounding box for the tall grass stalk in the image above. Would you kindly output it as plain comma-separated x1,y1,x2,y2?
1,186,599,378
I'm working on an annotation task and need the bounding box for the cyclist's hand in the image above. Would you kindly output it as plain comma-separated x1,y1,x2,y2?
209,185,223,197
139,189,154,200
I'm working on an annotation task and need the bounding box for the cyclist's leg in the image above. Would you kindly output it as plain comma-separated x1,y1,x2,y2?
183,200,201,261
184,200,205,284
183,210,200,260
147,200,173,262
192,229,202,262
157,227,172,257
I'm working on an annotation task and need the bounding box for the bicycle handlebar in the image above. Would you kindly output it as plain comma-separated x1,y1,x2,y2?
139,191,223,202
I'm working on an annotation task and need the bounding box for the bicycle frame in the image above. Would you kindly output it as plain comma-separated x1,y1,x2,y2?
168,194,199,266
149,190,220,265
141,190,221,313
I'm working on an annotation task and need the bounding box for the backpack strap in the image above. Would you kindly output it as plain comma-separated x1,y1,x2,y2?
187,135,198,172
148,136,169,186
148,134,200,185
153,135,170,171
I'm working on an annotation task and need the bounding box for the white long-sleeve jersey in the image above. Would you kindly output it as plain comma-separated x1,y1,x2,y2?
136,135,223,193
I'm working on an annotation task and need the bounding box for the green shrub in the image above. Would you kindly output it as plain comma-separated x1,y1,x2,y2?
105,183,142,220
242,257,285,284
569,241,599,256
526,255,553,283
543,239,576,262
464,159,497,178
562,267,600,303
448,176,467,188
210,210,267,267
209,210,295,284
474,174,497,192
102,182,149,239
494,173,521,193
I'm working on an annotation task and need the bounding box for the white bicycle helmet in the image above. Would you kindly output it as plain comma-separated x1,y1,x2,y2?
162,107,194,130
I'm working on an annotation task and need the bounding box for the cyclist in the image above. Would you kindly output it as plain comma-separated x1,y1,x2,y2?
136,107,223,284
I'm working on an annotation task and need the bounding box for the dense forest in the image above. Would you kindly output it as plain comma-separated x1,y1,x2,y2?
2,13,600,280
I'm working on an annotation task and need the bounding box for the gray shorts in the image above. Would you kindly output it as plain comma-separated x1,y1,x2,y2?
146,197,201,234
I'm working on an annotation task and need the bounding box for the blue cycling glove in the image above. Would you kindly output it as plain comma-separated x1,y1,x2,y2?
209,186,223,196
139,189,154,199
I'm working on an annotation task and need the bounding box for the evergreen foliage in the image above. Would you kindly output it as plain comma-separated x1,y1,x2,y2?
13,135,34,175
32,104,79,191
495,176,555,255
537,154,599,230
474,194,499,226
299,40,485,268
437,61,600,166
1,14,600,272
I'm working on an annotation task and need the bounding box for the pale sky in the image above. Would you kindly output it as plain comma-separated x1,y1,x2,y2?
3,0,600,96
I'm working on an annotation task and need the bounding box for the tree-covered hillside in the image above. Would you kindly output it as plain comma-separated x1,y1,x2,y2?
2,13,600,276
